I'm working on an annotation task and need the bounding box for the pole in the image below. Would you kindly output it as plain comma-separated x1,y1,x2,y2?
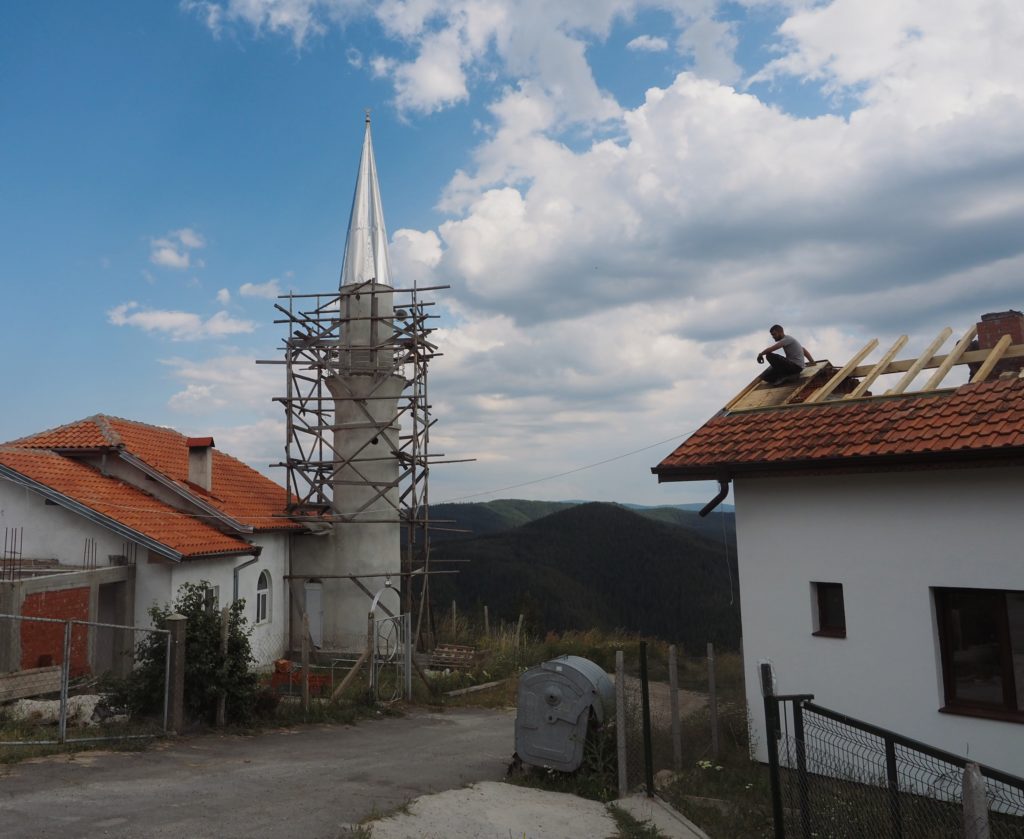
216,606,229,726
615,650,628,798
669,644,682,771
640,641,655,797
708,642,719,760
301,612,310,713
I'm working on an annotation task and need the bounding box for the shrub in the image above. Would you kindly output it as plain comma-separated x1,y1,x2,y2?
118,581,258,725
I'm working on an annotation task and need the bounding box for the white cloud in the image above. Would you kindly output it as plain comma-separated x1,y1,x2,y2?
216,288,231,305
239,278,283,299
390,228,442,284
164,352,278,412
627,34,668,52
149,228,206,270
108,302,255,341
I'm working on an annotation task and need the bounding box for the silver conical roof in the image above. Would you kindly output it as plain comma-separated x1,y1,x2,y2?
340,113,391,289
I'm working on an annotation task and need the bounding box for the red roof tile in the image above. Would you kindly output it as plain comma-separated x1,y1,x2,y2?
654,377,1024,481
9,416,298,531
0,448,254,559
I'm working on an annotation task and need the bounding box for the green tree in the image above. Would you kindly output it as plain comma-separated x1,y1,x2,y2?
127,581,258,725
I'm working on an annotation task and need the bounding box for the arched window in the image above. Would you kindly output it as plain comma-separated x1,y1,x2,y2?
256,571,271,624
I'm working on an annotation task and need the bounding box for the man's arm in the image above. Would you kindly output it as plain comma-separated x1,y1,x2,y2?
757,339,784,362
803,347,815,364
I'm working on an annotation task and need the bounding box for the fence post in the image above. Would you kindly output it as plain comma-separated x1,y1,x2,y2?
884,735,904,839
166,613,187,734
216,606,229,727
451,600,457,640
301,611,310,713
707,642,719,760
963,762,991,839
760,662,785,839
483,605,489,637
58,620,72,744
616,650,628,798
792,699,812,839
639,640,655,797
668,644,682,771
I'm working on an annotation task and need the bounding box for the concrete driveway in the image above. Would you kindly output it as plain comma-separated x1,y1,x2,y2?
0,708,515,839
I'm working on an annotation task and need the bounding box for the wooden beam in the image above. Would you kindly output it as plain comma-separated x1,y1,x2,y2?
849,343,1024,378
846,335,908,399
970,334,1014,383
886,327,953,395
806,339,879,404
921,325,978,391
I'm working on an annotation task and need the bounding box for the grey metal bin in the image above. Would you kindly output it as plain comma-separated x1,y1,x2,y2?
515,655,615,772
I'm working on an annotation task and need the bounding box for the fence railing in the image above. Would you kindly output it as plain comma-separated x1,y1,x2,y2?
764,689,1024,838
0,613,170,746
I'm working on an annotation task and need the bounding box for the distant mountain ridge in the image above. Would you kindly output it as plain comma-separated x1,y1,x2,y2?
428,500,740,652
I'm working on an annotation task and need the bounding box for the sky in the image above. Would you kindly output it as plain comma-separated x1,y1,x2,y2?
2,0,1023,508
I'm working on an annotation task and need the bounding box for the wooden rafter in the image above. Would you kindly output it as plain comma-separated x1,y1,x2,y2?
886,327,953,395
846,335,908,399
806,339,878,404
970,334,1013,383
921,325,977,391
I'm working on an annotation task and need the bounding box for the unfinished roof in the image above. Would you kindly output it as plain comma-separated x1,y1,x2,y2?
8,415,298,532
0,447,254,560
654,312,1024,482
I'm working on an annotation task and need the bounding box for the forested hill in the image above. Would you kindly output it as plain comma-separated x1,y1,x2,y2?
429,499,736,547
428,501,741,653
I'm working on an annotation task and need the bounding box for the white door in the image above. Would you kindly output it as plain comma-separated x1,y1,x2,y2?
304,580,323,648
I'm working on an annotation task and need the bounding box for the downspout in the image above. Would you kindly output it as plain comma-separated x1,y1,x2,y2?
232,547,262,603
699,477,731,518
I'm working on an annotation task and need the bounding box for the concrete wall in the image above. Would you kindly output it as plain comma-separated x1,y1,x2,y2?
735,465,1024,777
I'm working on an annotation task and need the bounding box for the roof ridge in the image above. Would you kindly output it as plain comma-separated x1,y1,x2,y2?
92,414,124,447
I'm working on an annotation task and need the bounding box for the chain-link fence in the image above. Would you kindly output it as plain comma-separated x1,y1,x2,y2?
0,613,170,746
767,692,1024,838
614,641,738,795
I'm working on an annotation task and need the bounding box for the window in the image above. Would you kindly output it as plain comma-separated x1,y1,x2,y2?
936,588,1024,721
812,582,846,637
256,571,271,624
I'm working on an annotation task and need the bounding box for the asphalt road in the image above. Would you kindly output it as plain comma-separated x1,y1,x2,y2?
0,708,515,839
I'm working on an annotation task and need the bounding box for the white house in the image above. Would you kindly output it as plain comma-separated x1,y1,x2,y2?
653,309,1024,778
0,415,300,669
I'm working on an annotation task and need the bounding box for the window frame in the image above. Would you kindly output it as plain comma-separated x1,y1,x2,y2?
812,581,847,638
935,587,1023,723
255,570,271,625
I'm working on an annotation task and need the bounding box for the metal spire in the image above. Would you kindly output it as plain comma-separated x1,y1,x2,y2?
340,111,392,288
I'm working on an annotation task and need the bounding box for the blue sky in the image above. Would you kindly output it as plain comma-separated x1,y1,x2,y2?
3,1,1023,506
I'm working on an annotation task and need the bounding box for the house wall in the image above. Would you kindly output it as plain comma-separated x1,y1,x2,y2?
735,465,1024,777
0,481,137,567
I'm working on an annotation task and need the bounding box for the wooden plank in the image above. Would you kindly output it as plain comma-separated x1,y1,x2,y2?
847,335,908,399
886,327,953,395
0,666,61,702
849,343,1024,378
921,325,977,391
806,339,878,404
970,334,1013,383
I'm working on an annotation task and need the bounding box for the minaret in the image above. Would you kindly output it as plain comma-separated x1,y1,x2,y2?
321,114,405,649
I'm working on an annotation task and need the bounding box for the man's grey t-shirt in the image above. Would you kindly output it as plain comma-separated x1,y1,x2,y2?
777,335,805,367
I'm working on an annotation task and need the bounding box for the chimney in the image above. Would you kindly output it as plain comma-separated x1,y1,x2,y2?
974,310,1024,378
187,437,215,492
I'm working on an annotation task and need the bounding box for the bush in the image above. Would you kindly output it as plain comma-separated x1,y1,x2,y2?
118,581,258,725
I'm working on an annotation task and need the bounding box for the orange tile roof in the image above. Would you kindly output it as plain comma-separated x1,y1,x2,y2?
9,415,298,531
0,448,254,559
654,377,1024,481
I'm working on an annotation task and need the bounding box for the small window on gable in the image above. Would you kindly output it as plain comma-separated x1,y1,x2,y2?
256,571,271,624
812,582,846,638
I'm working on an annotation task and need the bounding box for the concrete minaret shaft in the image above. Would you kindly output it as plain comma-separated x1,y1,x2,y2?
323,115,404,649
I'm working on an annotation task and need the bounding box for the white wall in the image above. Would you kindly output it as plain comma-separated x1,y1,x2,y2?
0,480,134,569
736,466,1024,777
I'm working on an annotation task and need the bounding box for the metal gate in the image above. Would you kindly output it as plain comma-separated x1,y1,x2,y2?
370,613,412,703
0,613,170,747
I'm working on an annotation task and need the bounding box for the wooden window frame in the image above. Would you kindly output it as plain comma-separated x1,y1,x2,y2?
812,581,846,638
935,587,1023,723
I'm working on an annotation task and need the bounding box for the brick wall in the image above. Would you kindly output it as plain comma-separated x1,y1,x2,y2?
20,587,91,676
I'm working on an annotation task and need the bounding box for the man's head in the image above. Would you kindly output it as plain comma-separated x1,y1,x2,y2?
769,325,785,341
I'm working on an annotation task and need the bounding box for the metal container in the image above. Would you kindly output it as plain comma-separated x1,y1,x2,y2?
515,655,615,772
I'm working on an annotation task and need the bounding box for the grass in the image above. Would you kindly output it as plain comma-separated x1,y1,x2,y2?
607,804,669,838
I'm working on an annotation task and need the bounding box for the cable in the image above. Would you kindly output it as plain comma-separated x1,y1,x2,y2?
435,431,691,503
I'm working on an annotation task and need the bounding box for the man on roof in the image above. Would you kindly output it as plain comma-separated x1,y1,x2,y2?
757,324,815,384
